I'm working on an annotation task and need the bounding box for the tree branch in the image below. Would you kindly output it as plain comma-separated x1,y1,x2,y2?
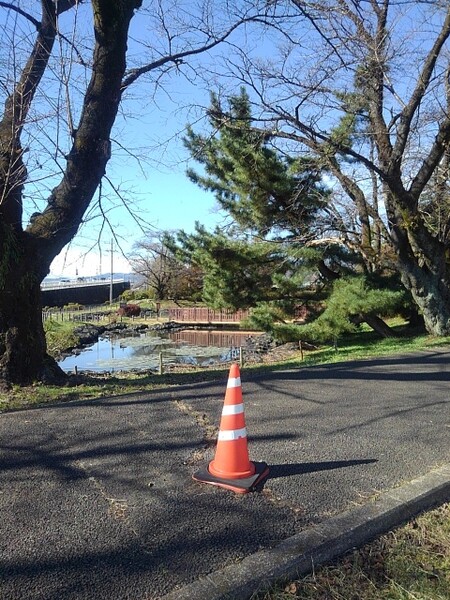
410,116,450,200
121,15,267,92
0,2,40,29
392,7,450,168
0,0,58,225
27,0,141,253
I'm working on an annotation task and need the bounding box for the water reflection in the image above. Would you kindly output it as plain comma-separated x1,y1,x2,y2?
170,330,252,347
58,329,257,373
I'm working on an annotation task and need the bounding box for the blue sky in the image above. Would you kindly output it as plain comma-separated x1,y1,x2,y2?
0,2,238,278
1,2,331,277
49,70,224,277
5,1,442,278
46,4,245,278
49,159,224,278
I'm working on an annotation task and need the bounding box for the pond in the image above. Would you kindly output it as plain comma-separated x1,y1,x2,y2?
58,329,258,373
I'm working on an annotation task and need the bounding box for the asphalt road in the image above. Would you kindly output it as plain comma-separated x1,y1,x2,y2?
1,349,449,599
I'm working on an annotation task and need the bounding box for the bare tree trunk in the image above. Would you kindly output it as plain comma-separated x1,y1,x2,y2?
397,248,450,336
387,189,450,336
0,230,64,387
362,314,398,338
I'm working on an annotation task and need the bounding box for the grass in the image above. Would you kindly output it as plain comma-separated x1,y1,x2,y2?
254,502,450,600
44,318,80,356
251,324,450,373
0,368,229,412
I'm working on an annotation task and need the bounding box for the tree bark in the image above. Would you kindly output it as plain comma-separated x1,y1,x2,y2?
361,314,398,338
386,188,450,336
396,244,450,336
0,230,65,387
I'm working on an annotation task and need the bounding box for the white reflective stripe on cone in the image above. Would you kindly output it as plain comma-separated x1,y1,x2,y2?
222,403,244,416
218,427,247,441
227,377,241,388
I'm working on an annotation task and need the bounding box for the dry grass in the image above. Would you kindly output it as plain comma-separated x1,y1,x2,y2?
254,503,450,600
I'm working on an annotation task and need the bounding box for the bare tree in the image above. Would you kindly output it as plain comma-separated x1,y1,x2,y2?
131,234,202,301
204,0,450,334
0,0,277,387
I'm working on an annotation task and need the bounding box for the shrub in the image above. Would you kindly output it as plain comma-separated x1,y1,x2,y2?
120,289,151,302
64,303,83,311
117,303,141,317
120,289,135,302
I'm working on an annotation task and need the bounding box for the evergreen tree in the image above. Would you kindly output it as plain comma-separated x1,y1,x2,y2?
184,89,328,239
169,225,285,310
272,277,405,345
176,90,403,339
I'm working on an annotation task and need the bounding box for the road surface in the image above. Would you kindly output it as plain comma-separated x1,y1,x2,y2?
1,349,449,599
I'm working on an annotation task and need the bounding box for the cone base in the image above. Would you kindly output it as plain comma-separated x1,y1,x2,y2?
193,461,269,494
208,458,255,480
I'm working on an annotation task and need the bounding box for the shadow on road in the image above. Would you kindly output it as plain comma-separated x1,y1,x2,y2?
267,459,378,480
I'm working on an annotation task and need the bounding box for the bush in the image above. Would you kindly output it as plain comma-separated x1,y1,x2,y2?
117,303,141,317
64,303,83,311
120,289,151,302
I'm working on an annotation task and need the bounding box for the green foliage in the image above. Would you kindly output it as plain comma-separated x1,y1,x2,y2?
328,276,402,316
120,289,151,301
180,89,408,336
175,89,339,313
184,88,328,237
171,225,282,309
325,89,369,155
270,276,405,344
242,303,287,334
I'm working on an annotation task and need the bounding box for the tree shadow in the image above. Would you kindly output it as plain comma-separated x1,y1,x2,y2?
251,349,450,383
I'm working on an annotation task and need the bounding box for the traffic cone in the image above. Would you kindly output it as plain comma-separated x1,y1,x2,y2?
193,363,269,493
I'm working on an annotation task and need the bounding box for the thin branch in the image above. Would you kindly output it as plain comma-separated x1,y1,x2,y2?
290,0,347,67
121,15,271,92
410,116,450,200
392,7,450,168
103,174,153,237
0,2,40,29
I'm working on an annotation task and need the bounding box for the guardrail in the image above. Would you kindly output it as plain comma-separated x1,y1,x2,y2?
41,279,126,290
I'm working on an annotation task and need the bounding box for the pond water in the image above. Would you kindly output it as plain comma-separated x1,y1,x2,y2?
58,329,257,373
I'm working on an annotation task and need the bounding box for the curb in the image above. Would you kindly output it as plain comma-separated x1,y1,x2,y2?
161,463,450,600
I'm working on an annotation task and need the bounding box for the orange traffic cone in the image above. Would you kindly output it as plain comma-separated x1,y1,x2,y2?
193,363,269,493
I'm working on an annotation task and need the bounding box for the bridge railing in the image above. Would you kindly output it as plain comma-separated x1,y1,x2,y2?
167,307,249,322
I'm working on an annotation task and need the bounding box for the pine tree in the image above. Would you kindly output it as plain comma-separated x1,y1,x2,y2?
177,90,404,339
184,89,328,239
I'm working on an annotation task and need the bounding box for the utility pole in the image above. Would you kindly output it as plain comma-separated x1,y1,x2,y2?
109,238,113,305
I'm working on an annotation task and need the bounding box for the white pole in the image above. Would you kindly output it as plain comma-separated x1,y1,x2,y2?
109,238,113,304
